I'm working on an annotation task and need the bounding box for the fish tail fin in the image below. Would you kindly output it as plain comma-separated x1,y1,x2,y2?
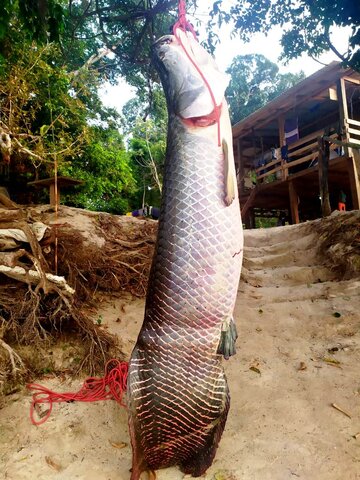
129,416,147,480
180,390,230,476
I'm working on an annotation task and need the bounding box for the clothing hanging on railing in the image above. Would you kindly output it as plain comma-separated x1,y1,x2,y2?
284,117,299,144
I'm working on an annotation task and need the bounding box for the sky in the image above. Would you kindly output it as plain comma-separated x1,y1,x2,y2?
99,3,351,114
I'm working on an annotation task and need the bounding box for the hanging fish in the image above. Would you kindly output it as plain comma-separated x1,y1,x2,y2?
127,29,243,479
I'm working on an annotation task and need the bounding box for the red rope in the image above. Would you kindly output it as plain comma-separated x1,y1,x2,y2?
172,0,222,146
172,0,197,39
27,359,128,426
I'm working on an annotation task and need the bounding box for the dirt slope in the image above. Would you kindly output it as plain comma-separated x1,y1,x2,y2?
1,215,360,480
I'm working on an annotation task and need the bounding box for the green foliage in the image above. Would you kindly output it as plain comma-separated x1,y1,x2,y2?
210,0,360,72
66,1,200,87
122,85,167,133
18,0,66,43
226,54,305,124
0,2,139,213
0,0,13,44
255,217,279,229
0,1,198,110
0,38,89,171
0,1,203,214
61,127,136,213
0,0,66,64
0,1,312,214
123,84,167,209
127,118,166,207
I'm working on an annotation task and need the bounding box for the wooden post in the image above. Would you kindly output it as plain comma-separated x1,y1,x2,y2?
347,156,360,210
49,184,56,205
243,207,256,229
278,115,288,180
249,208,256,229
318,137,332,217
288,180,299,224
237,138,245,194
337,78,349,157
278,115,285,148
241,187,257,219
251,127,256,167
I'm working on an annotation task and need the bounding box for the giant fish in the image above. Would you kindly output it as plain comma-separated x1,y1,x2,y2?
127,29,243,479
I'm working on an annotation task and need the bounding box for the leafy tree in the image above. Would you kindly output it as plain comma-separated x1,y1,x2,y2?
3,2,310,212
65,1,201,84
226,54,305,124
0,1,201,85
0,1,206,213
127,118,166,208
61,127,136,213
0,7,137,212
0,0,66,48
210,0,360,72
122,84,167,133
0,39,89,179
122,84,167,209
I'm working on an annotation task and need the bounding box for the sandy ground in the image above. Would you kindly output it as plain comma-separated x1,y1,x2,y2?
1,219,360,479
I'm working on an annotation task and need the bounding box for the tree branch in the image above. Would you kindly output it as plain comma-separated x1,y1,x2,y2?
12,138,45,162
324,26,351,68
70,46,117,77
308,52,329,67
96,0,112,53
79,0,176,23
145,127,162,193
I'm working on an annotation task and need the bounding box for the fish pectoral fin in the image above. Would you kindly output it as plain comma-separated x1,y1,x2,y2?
217,316,238,360
223,139,235,206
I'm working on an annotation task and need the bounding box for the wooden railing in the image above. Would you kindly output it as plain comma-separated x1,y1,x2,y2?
255,129,338,183
346,118,360,146
255,154,283,182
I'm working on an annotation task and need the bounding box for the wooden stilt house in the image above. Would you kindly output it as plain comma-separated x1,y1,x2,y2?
233,62,360,228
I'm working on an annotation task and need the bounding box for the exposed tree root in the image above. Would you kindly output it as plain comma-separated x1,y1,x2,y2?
316,210,360,279
0,204,157,396
0,338,25,374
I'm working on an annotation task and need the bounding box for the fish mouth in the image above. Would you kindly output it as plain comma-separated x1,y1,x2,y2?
152,31,229,120
152,35,177,60
152,34,174,48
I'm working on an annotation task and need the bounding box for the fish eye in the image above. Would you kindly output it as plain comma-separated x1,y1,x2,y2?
160,36,172,46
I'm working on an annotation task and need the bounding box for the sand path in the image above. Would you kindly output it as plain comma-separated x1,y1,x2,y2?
1,220,360,479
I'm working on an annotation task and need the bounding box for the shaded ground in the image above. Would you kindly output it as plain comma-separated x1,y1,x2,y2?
1,213,360,480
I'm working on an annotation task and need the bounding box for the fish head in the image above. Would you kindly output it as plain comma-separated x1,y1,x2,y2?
152,31,229,119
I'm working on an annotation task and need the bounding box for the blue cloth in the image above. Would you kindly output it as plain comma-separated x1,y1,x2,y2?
285,117,299,144
281,145,288,161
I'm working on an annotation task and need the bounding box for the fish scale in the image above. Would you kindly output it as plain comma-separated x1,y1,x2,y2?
129,347,229,468
128,32,243,479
